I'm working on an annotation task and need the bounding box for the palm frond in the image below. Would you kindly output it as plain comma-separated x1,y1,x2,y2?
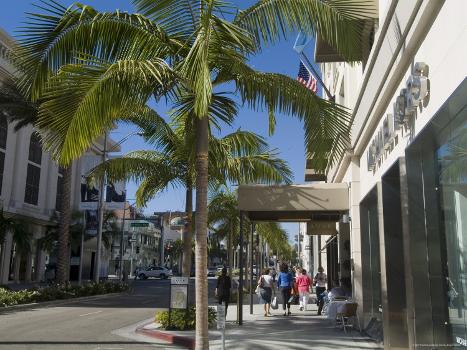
227,61,351,171
0,78,38,130
37,58,176,164
15,1,179,99
132,0,200,38
234,0,374,60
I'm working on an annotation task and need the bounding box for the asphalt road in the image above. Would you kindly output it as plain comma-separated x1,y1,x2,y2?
0,278,218,350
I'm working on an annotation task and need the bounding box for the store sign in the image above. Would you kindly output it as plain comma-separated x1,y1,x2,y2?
368,62,430,171
307,221,337,235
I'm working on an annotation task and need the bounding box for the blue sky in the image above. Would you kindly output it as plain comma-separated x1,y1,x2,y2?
1,0,322,240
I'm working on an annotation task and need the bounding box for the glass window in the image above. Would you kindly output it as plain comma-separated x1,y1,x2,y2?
28,133,42,165
0,118,7,150
55,174,63,211
437,116,467,346
24,164,40,205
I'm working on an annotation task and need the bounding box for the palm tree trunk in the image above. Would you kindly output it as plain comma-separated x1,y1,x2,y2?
194,116,209,349
228,230,233,277
56,165,72,284
182,183,193,277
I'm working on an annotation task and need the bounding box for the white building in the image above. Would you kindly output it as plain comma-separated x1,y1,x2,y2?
0,28,120,284
306,0,467,348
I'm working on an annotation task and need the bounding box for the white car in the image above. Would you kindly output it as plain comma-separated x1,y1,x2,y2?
136,266,173,280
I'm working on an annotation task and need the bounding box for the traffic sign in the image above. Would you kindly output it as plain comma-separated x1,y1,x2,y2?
171,277,189,285
130,222,149,227
129,238,137,243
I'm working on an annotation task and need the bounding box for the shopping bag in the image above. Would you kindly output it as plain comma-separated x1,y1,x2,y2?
271,296,278,310
255,285,261,295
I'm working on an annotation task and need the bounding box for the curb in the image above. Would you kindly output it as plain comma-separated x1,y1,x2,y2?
135,323,195,350
0,291,129,314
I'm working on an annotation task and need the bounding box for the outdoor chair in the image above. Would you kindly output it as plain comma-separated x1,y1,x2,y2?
335,302,361,333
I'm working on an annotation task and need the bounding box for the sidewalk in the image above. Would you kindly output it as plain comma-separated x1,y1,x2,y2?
135,301,382,350
206,302,382,350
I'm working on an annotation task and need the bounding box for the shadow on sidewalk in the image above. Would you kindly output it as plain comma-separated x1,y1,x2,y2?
208,303,382,350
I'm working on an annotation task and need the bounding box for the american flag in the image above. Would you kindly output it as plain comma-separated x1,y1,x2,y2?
297,61,318,93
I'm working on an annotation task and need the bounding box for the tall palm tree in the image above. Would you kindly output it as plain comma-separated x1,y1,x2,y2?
90,107,292,277
0,78,72,284
14,1,373,347
209,189,293,271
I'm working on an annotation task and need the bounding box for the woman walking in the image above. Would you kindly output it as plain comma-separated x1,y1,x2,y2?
215,267,231,315
277,262,294,316
314,266,327,315
296,269,312,311
257,268,275,316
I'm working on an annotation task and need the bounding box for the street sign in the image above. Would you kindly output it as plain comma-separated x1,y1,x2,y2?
129,238,137,243
171,276,189,285
217,305,226,329
130,222,149,227
305,245,311,250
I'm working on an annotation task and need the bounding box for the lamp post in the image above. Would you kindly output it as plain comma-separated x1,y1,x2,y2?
93,131,143,283
119,199,136,281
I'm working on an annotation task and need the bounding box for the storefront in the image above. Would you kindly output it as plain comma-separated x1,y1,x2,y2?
404,79,467,348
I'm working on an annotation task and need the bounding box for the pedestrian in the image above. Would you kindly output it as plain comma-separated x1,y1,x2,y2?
215,267,231,315
277,262,294,316
296,269,312,311
314,266,327,315
257,268,275,317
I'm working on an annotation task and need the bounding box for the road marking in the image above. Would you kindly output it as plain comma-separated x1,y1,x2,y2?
79,310,103,317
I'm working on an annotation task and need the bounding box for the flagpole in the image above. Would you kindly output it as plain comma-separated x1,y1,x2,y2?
299,52,334,101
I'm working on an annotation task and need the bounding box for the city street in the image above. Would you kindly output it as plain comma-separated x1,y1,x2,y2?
0,279,217,350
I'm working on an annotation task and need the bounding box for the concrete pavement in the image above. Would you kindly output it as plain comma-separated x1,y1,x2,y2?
0,278,381,349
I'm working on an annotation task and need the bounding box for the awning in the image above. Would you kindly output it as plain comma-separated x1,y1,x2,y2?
238,183,348,222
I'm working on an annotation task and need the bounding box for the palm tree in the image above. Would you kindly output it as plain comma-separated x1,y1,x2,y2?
14,1,373,347
0,78,72,284
90,108,292,277
209,190,293,272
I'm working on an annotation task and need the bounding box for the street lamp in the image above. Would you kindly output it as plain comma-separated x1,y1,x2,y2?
93,131,143,283
119,199,137,281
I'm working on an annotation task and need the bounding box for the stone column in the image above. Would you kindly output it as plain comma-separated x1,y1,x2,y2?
13,252,21,283
25,251,33,283
35,246,46,282
0,231,13,284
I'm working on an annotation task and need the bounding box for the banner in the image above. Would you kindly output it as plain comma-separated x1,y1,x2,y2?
79,155,126,210
85,210,98,235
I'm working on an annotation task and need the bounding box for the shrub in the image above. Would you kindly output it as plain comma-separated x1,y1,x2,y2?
155,306,217,330
0,282,129,307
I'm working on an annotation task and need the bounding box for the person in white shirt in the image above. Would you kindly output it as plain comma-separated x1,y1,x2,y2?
257,268,276,316
314,266,327,315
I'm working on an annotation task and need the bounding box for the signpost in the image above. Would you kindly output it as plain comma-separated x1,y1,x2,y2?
168,277,189,329
217,304,226,350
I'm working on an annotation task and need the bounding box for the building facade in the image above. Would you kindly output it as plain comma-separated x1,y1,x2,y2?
0,27,121,284
306,1,467,348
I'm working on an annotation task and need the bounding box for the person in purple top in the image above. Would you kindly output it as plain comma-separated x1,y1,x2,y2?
277,262,294,316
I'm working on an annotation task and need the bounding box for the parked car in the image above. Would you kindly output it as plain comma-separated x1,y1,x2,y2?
136,266,173,280
207,267,217,277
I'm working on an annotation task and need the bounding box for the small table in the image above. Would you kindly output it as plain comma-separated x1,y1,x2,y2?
326,300,349,320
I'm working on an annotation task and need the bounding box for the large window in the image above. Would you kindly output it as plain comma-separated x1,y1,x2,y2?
405,80,467,347
24,164,40,205
24,133,42,205
55,166,64,211
0,118,7,194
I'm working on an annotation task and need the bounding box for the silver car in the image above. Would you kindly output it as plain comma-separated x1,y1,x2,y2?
136,266,173,279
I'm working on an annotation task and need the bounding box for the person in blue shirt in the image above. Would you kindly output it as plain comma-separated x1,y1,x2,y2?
277,262,294,316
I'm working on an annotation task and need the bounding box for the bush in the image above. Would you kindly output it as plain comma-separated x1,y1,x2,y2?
0,282,129,307
155,306,217,330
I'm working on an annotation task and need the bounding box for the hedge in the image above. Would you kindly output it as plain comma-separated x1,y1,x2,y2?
0,282,129,307
155,306,217,330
